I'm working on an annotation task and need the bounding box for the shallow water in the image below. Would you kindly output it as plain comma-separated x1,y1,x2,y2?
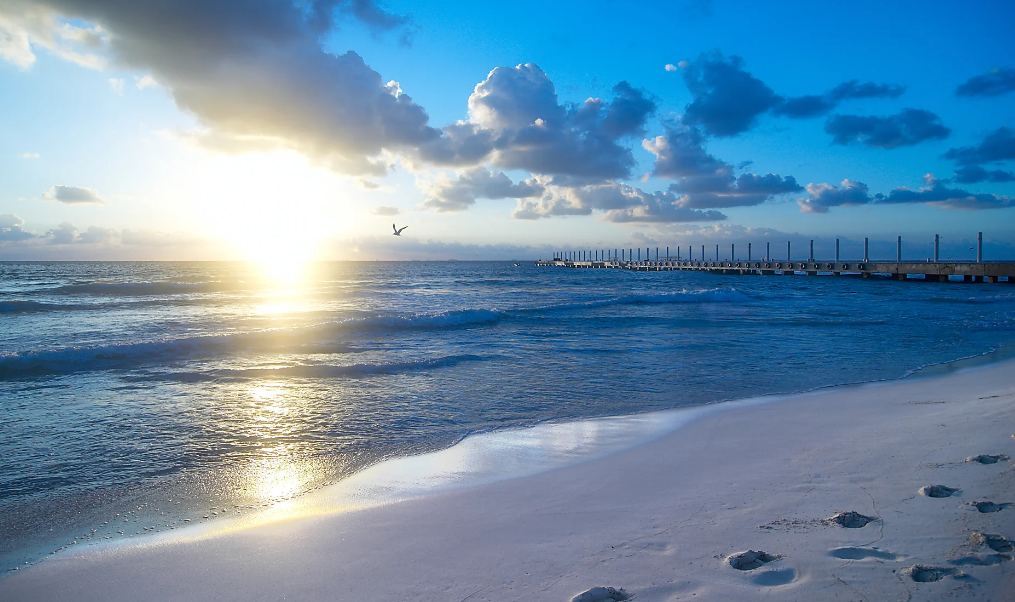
1,260,1014,570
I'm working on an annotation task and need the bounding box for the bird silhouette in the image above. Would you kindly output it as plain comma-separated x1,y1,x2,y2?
392,223,408,236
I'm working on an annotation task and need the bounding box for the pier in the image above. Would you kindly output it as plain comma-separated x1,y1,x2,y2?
536,233,1014,283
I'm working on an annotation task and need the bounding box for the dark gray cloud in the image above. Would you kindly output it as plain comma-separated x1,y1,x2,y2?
824,109,950,148
942,127,1015,166
417,66,655,181
0,214,35,241
797,174,1013,212
42,184,105,204
879,174,1014,210
828,80,907,101
643,124,801,208
675,52,911,136
330,0,409,33
8,0,437,175
956,67,1015,97
422,167,543,212
951,165,1015,184
511,180,727,223
678,51,781,137
773,80,907,119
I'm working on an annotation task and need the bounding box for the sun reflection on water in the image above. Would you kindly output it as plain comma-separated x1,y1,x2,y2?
241,384,312,504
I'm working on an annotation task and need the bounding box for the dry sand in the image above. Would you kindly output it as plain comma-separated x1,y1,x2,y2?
2,360,1014,601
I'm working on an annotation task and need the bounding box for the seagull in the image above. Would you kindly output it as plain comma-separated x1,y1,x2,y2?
392,223,408,236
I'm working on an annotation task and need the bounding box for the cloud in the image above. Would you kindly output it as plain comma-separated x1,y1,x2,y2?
20,152,40,158
357,178,395,192
669,52,908,128
78,225,116,244
0,4,108,69
642,124,801,208
824,108,950,148
332,0,410,33
796,179,874,213
950,165,1015,184
331,235,547,261
879,174,1014,210
134,73,157,89
797,174,1013,212
107,77,123,94
41,184,105,204
942,126,1015,166
772,80,906,119
46,221,78,244
956,67,1015,97
678,51,782,137
3,0,438,175
664,63,678,72
0,213,35,241
511,180,727,223
416,66,656,182
371,205,400,216
421,167,543,212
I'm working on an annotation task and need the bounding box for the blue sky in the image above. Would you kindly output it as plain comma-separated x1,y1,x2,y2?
1,0,1013,260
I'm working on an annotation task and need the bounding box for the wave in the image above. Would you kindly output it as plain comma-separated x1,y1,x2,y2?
349,308,502,330
49,281,241,296
133,354,486,382
0,310,502,378
0,300,80,314
926,294,1015,305
530,288,752,312
0,291,742,378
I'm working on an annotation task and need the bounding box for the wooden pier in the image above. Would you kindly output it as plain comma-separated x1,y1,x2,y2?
534,258,1014,282
536,235,1014,282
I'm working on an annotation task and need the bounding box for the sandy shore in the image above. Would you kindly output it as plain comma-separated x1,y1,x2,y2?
3,361,1014,601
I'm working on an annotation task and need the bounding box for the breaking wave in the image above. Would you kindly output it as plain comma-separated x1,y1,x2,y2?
0,290,744,378
49,281,241,296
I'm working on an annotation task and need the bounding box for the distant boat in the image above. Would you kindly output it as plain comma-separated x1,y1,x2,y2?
513,263,520,266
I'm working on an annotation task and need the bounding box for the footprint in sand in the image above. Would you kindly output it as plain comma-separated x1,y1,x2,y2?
972,532,1014,553
950,554,1011,566
919,485,960,498
969,501,1012,513
905,565,965,582
751,568,797,586
828,547,900,560
965,454,1009,464
728,550,780,570
570,586,632,602
827,511,878,528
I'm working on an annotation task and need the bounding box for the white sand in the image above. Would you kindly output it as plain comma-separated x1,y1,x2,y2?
3,361,1014,601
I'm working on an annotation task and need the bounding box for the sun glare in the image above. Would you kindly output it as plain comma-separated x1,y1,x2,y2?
192,150,361,277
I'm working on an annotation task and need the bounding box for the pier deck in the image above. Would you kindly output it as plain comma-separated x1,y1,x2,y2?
534,259,1015,282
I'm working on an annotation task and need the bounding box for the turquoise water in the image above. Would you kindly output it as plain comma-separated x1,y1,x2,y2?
1,261,1014,571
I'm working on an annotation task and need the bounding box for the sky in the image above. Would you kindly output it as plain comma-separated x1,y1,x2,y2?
1,0,1013,262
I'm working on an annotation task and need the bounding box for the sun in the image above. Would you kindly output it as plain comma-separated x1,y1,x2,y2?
191,149,362,275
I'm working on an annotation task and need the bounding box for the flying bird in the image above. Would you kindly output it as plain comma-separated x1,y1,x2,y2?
392,223,408,236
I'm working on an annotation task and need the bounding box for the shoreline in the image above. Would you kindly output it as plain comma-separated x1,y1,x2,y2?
3,355,1014,600
5,339,1012,574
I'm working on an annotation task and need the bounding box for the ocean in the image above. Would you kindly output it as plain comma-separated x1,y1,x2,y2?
2,260,1014,572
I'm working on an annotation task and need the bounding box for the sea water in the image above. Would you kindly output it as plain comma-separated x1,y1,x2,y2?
1,260,1014,570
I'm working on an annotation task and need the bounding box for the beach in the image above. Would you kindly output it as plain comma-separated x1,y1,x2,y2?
3,358,1013,601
